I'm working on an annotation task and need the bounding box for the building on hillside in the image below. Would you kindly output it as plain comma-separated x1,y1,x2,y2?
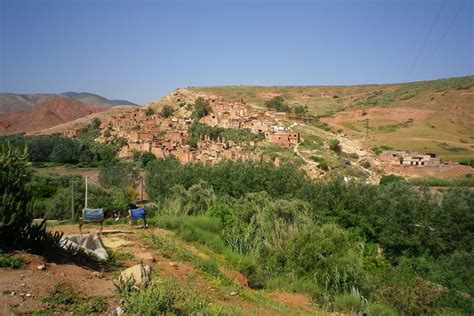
265,132,300,147
379,150,440,166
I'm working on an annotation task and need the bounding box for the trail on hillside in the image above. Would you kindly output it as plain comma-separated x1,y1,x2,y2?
0,224,329,315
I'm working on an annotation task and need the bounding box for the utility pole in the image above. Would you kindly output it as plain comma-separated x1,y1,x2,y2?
85,176,88,209
365,118,369,142
71,182,74,221
141,175,144,202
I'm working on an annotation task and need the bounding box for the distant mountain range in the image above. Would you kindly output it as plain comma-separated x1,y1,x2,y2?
0,96,104,134
0,92,138,114
0,92,138,134
61,92,138,107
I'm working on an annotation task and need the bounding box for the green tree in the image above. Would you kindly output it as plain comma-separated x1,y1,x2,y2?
145,107,156,116
329,139,341,152
192,97,212,119
99,163,139,189
265,96,290,112
0,144,33,249
293,104,308,116
160,105,174,118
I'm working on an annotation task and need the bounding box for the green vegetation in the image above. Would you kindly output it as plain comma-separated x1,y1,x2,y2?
265,95,290,112
374,119,414,133
329,138,340,152
98,163,139,189
159,105,174,118
145,107,155,116
0,253,25,268
409,176,474,187
191,96,212,119
41,283,108,314
437,142,468,153
372,145,394,155
459,158,474,167
188,122,263,146
0,133,119,168
144,157,474,315
117,276,213,315
356,76,474,107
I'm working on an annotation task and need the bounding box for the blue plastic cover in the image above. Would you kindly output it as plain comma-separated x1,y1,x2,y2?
130,208,145,220
82,208,104,221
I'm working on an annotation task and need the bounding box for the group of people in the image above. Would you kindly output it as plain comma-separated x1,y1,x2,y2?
79,204,148,233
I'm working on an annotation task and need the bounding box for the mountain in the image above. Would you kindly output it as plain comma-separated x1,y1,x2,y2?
0,92,138,114
0,93,56,114
61,92,139,107
0,96,103,135
181,76,474,162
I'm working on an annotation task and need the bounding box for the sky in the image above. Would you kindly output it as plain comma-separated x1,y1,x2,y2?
0,0,472,105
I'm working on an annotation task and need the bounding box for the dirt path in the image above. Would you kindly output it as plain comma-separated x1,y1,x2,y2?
0,224,326,315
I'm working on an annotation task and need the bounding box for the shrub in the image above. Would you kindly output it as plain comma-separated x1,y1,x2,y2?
367,303,398,316
160,105,174,118
329,139,341,152
333,289,367,313
192,97,212,119
145,107,155,116
0,144,33,245
265,96,290,112
118,276,207,314
0,253,25,268
380,174,405,185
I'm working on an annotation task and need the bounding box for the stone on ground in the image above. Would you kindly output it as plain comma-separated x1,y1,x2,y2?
119,263,151,289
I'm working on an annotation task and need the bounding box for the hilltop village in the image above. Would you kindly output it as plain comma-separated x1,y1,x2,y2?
88,92,300,164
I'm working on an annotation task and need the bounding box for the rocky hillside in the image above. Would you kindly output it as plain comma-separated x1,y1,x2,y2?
0,92,138,115
0,93,56,114
0,96,104,135
61,92,139,107
186,76,474,161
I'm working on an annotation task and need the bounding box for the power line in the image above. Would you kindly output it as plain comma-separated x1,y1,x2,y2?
416,0,470,74
408,0,448,78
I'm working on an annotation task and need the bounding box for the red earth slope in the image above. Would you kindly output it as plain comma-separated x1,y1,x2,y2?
0,96,103,135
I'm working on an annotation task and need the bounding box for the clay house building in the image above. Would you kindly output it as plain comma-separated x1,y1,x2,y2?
379,150,440,167
402,154,439,166
130,130,156,142
265,132,300,147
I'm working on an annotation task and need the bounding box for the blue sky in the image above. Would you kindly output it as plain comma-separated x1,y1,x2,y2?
0,0,472,104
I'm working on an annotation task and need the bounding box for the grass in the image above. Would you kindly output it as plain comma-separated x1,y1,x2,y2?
145,217,318,315
409,176,474,187
117,276,205,314
41,283,108,314
0,253,25,269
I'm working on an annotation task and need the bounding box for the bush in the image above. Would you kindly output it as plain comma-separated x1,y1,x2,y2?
160,105,174,118
329,139,341,152
0,253,25,268
333,289,367,313
367,303,398,316
192,97,212,119
0,144,34,250
265,96,290,112
380,174,405,185
145,107,155,116
118,276,207,314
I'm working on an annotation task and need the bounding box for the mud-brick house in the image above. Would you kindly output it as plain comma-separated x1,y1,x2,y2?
265,132,300,147
166,130,188,145
200,114,219,126
379,150,440,166
175,147,196,163
65,129,82,137
402,154,439,166
127,141,151,153
130,131,156,142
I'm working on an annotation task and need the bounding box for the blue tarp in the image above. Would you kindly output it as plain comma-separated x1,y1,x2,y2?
130,208,145,220
82,208,104,221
